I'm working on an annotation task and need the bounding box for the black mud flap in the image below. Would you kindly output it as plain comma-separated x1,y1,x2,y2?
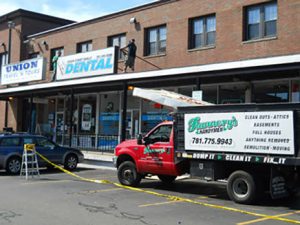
270,167,289,199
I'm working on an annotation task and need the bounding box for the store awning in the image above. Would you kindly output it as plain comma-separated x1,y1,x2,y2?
133,87,213,109
0,53,300,99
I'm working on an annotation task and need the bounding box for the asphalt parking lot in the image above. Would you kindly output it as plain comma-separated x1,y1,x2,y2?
0,163,299,225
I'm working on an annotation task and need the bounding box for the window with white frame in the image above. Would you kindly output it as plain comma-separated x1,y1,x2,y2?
77,41,93,53
189,14,216,49
108,34,126,60
145,25,167,56
245,1,277,40
0,52,8,75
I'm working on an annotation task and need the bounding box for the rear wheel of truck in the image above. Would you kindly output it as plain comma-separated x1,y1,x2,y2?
118,161,142,187
227,170,256,204
158,175,177,184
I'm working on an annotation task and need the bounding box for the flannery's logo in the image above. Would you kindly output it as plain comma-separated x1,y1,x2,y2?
188,116,238,134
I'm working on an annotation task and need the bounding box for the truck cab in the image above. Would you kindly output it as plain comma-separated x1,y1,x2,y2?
114,121,186,186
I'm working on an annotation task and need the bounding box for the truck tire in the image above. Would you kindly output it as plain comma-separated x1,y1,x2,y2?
158,175,177,184
227,170,256,204
118,161,142,187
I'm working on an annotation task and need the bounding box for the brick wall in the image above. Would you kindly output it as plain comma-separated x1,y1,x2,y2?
29,0,300,78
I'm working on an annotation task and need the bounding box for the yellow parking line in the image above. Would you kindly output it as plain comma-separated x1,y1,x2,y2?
238,210,300,225
197,196,209,199
35,152,300,224
139,200,184,207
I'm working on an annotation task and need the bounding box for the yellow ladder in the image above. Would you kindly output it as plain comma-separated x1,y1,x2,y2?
20,144,40,179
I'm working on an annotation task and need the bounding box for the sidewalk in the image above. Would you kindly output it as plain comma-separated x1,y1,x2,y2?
81,150,114,162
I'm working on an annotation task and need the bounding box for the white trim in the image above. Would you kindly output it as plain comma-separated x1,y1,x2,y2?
0,54,300,95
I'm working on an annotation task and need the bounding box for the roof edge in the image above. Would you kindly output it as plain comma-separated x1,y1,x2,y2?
0,9,75,25
27,0,177,38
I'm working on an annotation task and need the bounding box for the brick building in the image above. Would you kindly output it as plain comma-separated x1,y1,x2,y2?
0,9,74,131
0,0,299,150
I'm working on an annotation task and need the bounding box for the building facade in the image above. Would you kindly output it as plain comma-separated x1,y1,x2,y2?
0,0,299,151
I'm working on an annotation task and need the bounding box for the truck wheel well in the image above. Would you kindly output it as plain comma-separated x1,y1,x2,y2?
117,154,135,168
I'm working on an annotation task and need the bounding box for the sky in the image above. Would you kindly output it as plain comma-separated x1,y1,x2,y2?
0,0,157,22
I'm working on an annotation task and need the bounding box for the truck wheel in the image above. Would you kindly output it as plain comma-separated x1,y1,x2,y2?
227,170,256,204
158,175,177,184
118,161,142,187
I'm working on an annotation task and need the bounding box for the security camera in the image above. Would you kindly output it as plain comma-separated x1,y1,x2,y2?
41,40,47,45
129,17,137,24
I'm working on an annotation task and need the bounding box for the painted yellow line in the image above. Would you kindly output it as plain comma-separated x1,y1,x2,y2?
36,151,300,224
196,196,209,199
238,210,300,225
139,200,184,207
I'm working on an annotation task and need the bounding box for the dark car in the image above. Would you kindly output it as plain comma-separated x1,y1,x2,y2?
0,133,84,174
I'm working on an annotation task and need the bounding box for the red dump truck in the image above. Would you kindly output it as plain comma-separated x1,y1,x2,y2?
114,103,300,204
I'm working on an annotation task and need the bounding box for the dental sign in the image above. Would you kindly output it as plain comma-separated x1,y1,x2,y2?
56,47,116,80
1,57,46,85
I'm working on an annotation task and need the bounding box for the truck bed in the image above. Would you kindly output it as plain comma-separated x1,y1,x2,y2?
174,103,300,166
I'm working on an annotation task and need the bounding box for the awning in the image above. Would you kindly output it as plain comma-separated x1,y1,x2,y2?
133,87,213,109
0,53,299,98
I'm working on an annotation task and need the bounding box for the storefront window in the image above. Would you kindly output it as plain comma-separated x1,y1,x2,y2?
291,80,300,102
201,86,218,104
219,84,246,104
55,97,65,145
253,81,289,103
99,93,120,149
141,99,172,134
74,95,97,148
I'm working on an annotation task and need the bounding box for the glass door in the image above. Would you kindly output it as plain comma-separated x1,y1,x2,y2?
126,109,139,139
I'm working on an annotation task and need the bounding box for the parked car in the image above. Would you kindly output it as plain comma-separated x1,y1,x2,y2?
0,133,84,174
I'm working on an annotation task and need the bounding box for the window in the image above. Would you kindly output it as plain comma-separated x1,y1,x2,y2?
0,137,20,147
0,52,8,75
245,2,277,40
50,47,64,71
35,137,55,148
29,53,39,59
189,14,216,49
145,25,167,56
23,138,34,144
108,34,126,60
253,81,289,103
77,41,92,53
147,125,172,143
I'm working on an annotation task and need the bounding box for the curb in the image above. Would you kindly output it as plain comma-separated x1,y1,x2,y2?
81,151,114,162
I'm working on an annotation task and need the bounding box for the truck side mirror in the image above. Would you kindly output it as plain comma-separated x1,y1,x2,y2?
137,134,143,145
143,136,151,145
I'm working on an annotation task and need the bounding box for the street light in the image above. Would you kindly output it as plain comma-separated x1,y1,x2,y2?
7,21,15,64
4,21,15,129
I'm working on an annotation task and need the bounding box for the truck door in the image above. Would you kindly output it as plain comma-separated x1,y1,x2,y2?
139,124,175,175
